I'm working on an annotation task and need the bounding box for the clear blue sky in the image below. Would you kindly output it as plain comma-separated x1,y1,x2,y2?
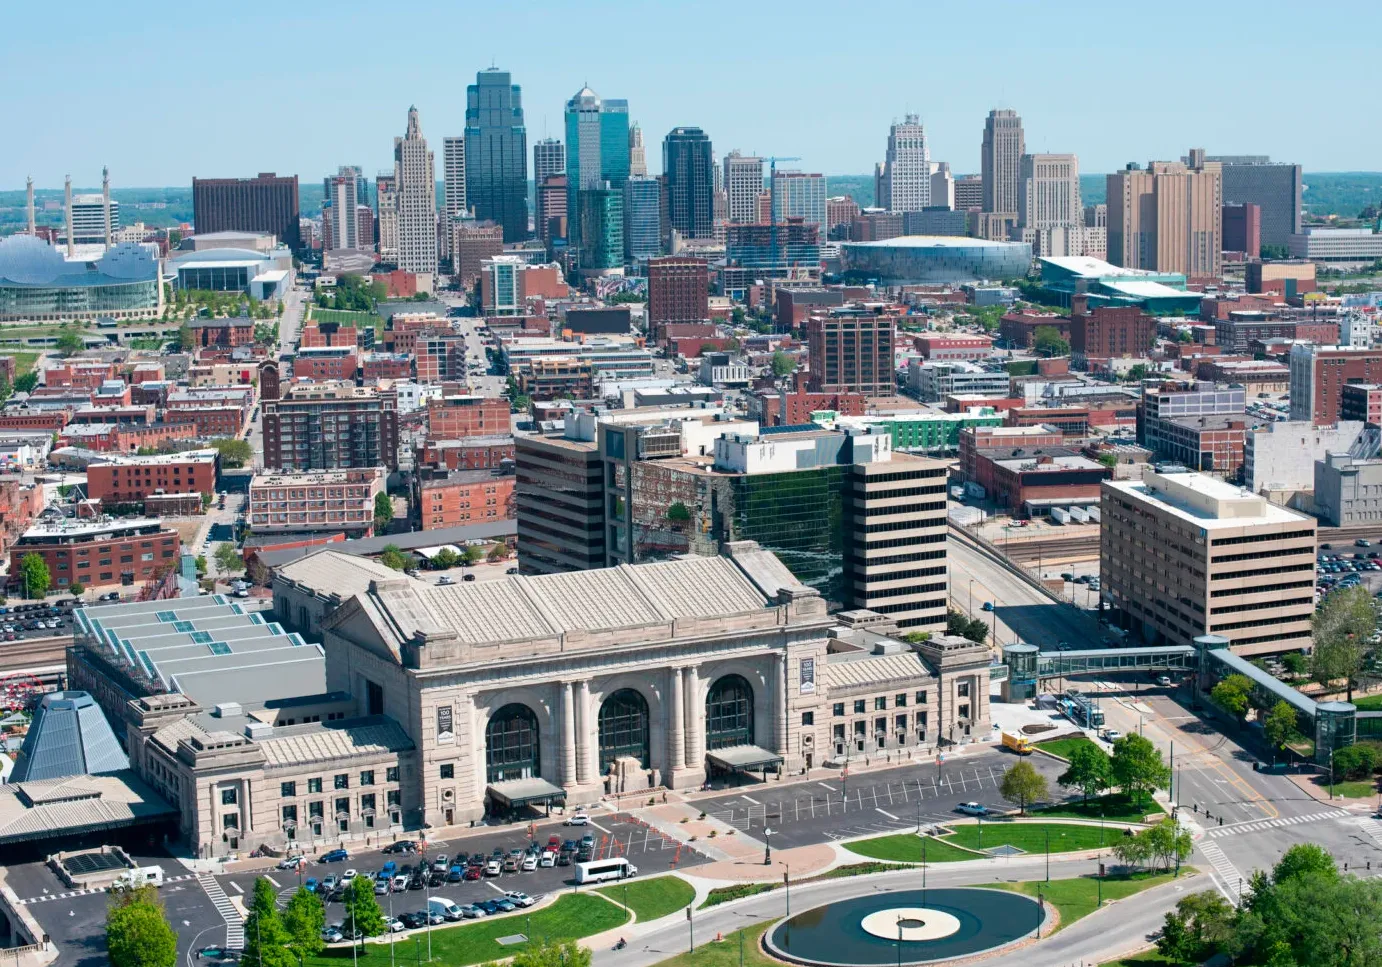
5,0,1376,190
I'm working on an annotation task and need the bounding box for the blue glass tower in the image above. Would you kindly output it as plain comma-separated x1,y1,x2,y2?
465,68,529,243
565,87,631,270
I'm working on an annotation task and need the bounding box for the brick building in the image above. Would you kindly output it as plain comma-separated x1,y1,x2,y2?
1288,345,1382,425
958,425,1065,487
86,450,219,504
293,348,359,382
426,395,511,440
414,436,516,472
647,257,711,326
972,449,1112,516
8,516,181,592
1341,383,1382,426
998,311,1069,350
189,317,256,348
1069,296,1156,363
361,353,414,380
806,308,897,396
1158,416,1248,480
248,468,385,537
913,333,994,361
744,390,869,427
299,322,360,348
262,381,400,472
414,469,516,530
453,222,504,289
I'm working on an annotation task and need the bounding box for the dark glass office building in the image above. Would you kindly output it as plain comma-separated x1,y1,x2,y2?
192,173,301,252
465,68,529,243
662,127,715,241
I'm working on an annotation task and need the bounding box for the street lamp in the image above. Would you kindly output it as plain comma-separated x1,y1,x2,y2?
781,862,791,918
764,827,774,865
967,578,975,617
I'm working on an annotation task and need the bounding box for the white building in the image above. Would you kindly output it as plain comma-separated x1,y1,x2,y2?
376,174,398,263
441,136,467,258
1016,153,1092,259
929,161,954,211
1289,228,1382,264
724,151,764,225
69,194,119,245
878,115,930,213
772,171,827,238
394,107,437,279
1244,420,1367,496
324,170,358,252
627,124,647,178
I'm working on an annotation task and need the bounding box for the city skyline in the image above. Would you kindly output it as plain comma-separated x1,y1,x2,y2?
3,0,1376,188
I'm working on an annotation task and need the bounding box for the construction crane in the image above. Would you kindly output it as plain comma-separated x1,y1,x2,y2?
765,156,802,274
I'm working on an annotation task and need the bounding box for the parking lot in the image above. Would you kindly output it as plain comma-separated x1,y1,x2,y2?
0,599,77,642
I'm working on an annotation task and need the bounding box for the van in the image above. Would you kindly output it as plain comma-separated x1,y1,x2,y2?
573,858,638,884
115,865,165,889
429,897,464,922
1000,732,1032,755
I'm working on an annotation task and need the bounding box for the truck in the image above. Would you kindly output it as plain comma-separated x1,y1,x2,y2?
1068,507,1089,523
1050,507,1071,525
113,866,164,889
1001,732,1032,755
965,482,987,499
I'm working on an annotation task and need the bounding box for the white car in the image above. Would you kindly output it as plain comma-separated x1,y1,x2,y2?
505,891,536,908
321,928,344,944
1103,729,1123,742
539,850,556,868
392,875,409,892
277,856,303,870
520,853,538,872
385,918,406,933
956,801,988,817
564,813,591,826
341,869,357,882
485,858,502,876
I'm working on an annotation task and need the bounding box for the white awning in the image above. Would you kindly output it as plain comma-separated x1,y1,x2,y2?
706,744,784,771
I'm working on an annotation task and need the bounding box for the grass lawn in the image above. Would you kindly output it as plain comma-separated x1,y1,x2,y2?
651,921,776,967
993,869,1188,934
0,351,40,377
310,306,385,333
1316,776,1379,799
1035,791,1162,823
597,875,695,922
302,893,627,966
1350,694,1382,711
1035,736,1106,761
941,821,1116,854
844,832,982,863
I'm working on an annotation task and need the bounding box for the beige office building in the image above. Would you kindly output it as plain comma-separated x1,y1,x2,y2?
1101,470,1315,657
1107,149,1222,279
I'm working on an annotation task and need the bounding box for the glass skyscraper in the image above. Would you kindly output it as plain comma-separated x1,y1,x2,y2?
662,127,715,240
465,68,529,243
565,87,630,270
579,187,625,273
623,176,661,263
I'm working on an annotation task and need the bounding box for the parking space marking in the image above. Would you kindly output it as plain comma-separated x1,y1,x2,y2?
264,875,280,888
876,808,899,820
227,881,243,894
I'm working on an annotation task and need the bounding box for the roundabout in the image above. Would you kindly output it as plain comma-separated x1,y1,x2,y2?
763,888,1046,966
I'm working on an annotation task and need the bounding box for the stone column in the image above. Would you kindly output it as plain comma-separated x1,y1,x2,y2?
683,666,701,768
667,667,684,775
561,682,576,786
575,680,592,784
774,653,788,753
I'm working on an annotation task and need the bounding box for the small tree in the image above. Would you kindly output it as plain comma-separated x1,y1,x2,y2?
282,886,326,964
210,437,253,468
373,491,394,531
487,542,511,562
177,324,194,351
462,544,485,564
999,760,1049,815
513,940,593,967
770,350,797,377
69,581,85,596
1032,325,1070,357
666,501,691,523
1110,733,1170,799
19,552,50,599
243,877,293,967
379,544,409,571
343,874,386,948
1057,743,1111,803
214,542,244,574
56,329,84,356
106,884,178,967
1143,818,1193,872
1262,700,1300,755
430,547,461,570
1331,743,1377,781
1211,674,1254,718
1312,585,1376,701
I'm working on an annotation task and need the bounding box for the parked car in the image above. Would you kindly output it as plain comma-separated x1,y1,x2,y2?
320,849,349,863
385,918,406,933
485,858,502,876
305,878,318,893
540,850,556,868
433,854,449,872
463,865,483,881
505,891,536,908
521,853,538,872
981,602,994,612
956,802,988,816
564,812,592,826
448,865,464,882
437,576,456,586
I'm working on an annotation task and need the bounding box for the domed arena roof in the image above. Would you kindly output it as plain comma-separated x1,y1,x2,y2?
0,234,70,285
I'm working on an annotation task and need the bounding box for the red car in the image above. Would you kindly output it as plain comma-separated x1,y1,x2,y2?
547,835,562,851
463,866,482,881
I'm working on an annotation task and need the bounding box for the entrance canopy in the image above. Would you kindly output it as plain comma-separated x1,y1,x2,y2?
706,744,784,772
486,777,567,810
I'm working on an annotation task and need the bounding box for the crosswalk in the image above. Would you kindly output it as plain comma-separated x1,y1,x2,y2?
16,874,197,905
1358,816,1382,847
1197,838,1245,905
199,873,244,949
1203,810,1344,839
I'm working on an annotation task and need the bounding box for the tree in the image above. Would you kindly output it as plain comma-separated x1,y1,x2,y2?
379,545,409,571
1158,890,1233,962
1262,700,1300,754
343,874,386,948
1125,363,1149,383
1057,743,1111,802
1032,325,1070,357
430,547,461,569
1273,843,1339,885
210,437,253,468
282,886,326,964
247,559,271,587
1330,743,1376,781
373,491,394,531
69,581,85,596
19,553,49,599
1312,585,1376,701
462,544,485,564
106,885,178,967
487,542,511,562
513,941,592,967
666,501,691,523
770,351,797,377
13,371,37,393
177,324,194,351
1143,817,1194,872
1211,673,1254,718
1281,651,1307,678
243,877,293,967
56,329,84,356
214,542,244,574
999,760,1048,815
1110,733,1170,798
945,609,989,645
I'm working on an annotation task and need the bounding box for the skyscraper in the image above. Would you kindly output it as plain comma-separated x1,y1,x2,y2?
394,106,437,278
981,109,1024,215
192,173,301,252
1017,153,1083,257
533,138,564,185
442,136,467,222
536,174,568,249
1107,149,1223,278
1217,158,1303,251
565,86,630,270
723,151,764,225
930,162,954,210
375,174,397,261
878,114,930,212
628,124,647,178
465,68,529,243
323,167,359,251
662,126,715,241
623,176,661,262
771,171,827,239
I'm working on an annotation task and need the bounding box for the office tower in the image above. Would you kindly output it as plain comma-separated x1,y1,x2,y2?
1106,149,1222,277
69,193,120,245
375,174,397,261
878,114,930,212
533,137,564,185
662,126,715,241
954,176,983,210
442,136,467,222
628,123,647,177
980,109,1024,215
806,308,896,396
723,151,764,225
356,205,375,249
1102,469,1315,656
623,176,661,262
1217,158,1303,250
536,174,568,249
722,220,821,297
565,86,630,269
771,171,827,238
323,168,359,250
327,165,367,208
515,432,605,574
930,162,954,210
826,196,860,239
1016,153,1082,257
465,67,529,243
1222,203,1261,258
452,222,505,289
1288,344,1382,424
393,106,437,278
261,381,400,472
192,173,301,252
647,256,709,325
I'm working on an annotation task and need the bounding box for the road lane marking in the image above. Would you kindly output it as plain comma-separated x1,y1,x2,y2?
876,809,899,820
741,795,761,805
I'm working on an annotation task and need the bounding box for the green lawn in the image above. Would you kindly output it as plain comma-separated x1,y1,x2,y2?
651,920,776,967
1349,694,1382,711
941,821,1116,854
994,869,1189,934
1,351,40,377
302,893,627,966
1317,776,1379,799
1035,791,1163,823
598,875,695,922
844,833,983,863
309,306,384,333
1035,736,1106,761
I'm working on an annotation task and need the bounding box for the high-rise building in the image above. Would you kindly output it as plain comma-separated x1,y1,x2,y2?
1222,203,1261,258
260,379,400,472
878,114,930,212
1017,153,1084,257
722,220,821,298
393,106,437,278
565,86,630,269
192,173,301,252
515,432,605,575
628,123,647,178
375,174,397,261
647,256,709,325
826,196,861,239
533,138,564,185
1101,469,1315,656
930,162,954,210
1216,158,1302,250
68,194,120,244
723,151,764,225
954,176,983,211
1107,149,1222,278
442,136,467,223
772,171,827,238
623,176,661,262
806,307,896,396
1288,344,1382,424
452,222,504,289
323,169,359,251
465,68,529,243
536,174,568,249
577,187,624,273
662,126,715,241
980,109,1024,216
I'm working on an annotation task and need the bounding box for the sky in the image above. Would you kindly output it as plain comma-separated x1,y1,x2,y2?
4,0,1378,190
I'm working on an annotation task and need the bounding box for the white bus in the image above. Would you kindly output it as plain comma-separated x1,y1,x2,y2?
574,858,638,884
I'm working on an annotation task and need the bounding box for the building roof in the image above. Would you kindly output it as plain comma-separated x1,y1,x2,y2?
1100,279,1197,300
260,522,517,570
0,770,176,846
992,454,1105,473
11,691,130,782
274,549,402,598
258,716,414,768
1105,471,1314,530
0,236,159,288
842,235,1024,251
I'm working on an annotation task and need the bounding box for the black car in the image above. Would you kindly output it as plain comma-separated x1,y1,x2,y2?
428,870,444,888
400,911,427,930
383,841,417,854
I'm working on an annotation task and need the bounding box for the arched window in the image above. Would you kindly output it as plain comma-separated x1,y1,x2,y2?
706,674,754,749
598,689,650,771
486,704,540,783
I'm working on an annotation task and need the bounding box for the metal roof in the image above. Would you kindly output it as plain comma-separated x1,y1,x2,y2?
11,691,130,782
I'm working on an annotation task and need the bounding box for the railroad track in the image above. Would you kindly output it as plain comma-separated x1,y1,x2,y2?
0,636,72,674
